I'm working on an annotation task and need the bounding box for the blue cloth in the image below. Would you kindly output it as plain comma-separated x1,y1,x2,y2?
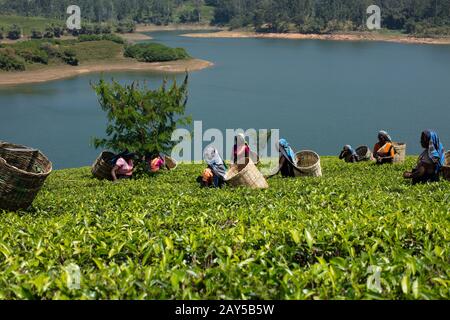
426,130,445,174
344,145,357,157
204,146,227,179
279,139,296,162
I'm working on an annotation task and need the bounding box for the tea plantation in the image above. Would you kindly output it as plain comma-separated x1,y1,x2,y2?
0,157,448,299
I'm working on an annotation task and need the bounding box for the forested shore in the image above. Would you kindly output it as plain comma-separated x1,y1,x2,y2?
1,0,450,37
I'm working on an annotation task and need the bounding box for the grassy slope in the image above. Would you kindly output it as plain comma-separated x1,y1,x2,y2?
0,157,448,299
0,40,127,72
0,15,62,35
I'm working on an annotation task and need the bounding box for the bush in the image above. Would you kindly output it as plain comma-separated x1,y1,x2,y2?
39,42,60,57
51,24,64,38
31,29,43,39
101,25,112,34
0,49,26,71
115,21,136,33
0,27,4,40
78,34,125,44
43,26,54,38
124,43,190,63
17,48,49,64
61,48,79,66
7,24,21,40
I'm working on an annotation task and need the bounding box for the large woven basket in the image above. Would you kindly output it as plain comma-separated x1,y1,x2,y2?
393,142,407,163
91,151,116,181
294,150,322,177
164,155,177,170
356,146,372,161
0,142,52,211
442,166,450,181
225,159,268,189
445,151,450,166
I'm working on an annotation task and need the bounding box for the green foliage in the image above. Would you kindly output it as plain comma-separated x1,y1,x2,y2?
0,157,448,299
124,43,190,63
92,76,191,160
30,29,43,39
115,21,136,34
0,48,25,71
0,27,4,40
61,48,78,66
7,24,21,40
16,48,49,64
78,34,125,44
0,15,61,36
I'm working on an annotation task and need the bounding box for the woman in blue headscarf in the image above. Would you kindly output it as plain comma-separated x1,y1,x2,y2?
404,130,445,184
278,139,296,177
339,145,359,163
198,146,228,188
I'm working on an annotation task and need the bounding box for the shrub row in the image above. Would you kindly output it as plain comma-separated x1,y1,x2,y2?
78,34,125,44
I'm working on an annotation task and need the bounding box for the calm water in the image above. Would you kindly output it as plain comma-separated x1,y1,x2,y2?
1,31,450,169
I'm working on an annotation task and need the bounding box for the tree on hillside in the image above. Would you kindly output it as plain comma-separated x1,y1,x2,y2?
92,75,191,164
7,24,21,40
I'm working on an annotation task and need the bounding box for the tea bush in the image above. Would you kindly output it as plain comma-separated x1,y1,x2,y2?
0,157,448,300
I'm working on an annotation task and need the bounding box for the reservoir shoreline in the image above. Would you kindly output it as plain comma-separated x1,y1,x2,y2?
0,59,213,86
181,30,450,45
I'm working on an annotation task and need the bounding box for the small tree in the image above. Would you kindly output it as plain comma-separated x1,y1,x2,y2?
92,75,191,163
7,24,21,40
44,25,55,38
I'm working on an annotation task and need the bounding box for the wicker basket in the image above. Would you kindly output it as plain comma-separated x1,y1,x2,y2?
445,151,450,166
393,142,407,164
442,166,450,181
164,155,178,170
225,159,268,189
356,146,372,161
0,143,52,211
91,151,116,181
294,150,322,177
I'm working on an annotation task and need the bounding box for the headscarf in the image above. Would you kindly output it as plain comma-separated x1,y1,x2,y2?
344,145,357,157
204,146,227,179
423,130,445,174
378,130,392,143
279,139,296,162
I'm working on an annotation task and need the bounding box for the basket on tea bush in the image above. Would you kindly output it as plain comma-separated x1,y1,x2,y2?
445,151,450,165
225,159,268,189
356,146,372,161
393,142,407,163
294,150,322,177
0,142,52,211
91,151,116,181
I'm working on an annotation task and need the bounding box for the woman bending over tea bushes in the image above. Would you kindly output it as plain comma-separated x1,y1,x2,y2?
404,130,445,184
373,130,395,164
111,150,136,181
339,145,359,163
198,146,227,188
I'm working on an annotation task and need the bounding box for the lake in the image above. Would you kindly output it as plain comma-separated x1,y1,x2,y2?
1,30,449,169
